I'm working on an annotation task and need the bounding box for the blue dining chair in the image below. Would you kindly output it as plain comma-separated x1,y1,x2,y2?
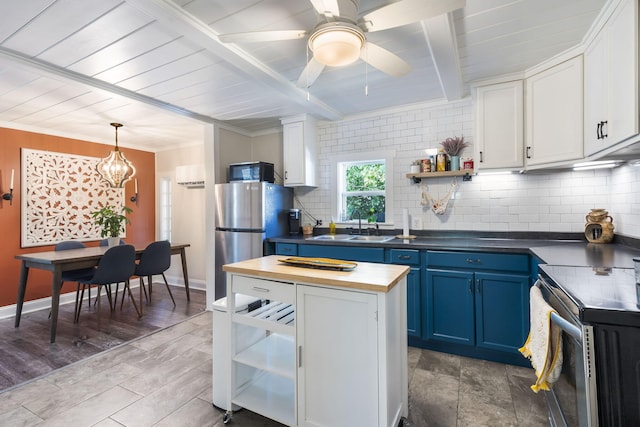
135,240,175,307
54,241,96,313
75,244,140,324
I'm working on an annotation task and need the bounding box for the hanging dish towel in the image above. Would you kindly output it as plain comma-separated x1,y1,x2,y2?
519,285,563,392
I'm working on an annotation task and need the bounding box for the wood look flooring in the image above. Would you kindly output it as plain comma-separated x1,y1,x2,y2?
0,286,549,426
0,283,206,392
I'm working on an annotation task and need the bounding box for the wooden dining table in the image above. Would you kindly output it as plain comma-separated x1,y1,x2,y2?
14,242,191,343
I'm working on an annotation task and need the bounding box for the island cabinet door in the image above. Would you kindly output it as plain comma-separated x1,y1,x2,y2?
296,285,378,427
425,269,475,345
474,272,530,353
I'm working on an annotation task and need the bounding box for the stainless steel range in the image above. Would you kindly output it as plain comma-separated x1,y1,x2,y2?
537,265,640,426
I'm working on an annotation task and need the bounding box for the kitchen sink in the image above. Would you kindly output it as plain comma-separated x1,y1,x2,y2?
307,234,354,241
306,234,395,243
349,235,396,243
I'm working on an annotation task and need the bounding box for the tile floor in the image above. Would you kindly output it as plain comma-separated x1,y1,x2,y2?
0,311,549,426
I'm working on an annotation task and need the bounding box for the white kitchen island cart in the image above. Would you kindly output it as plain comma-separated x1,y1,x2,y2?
220,255,409,427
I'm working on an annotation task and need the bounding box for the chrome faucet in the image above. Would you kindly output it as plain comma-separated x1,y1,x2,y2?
351,210,362,234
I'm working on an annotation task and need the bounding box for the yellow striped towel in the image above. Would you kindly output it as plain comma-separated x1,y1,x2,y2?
519,285,563,392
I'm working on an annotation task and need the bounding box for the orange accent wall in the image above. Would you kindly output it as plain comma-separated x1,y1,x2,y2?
0,127,155,307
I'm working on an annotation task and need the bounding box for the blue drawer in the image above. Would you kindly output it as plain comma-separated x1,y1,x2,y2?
427,251,529,273
275,242,298,256
388,249,421,266
298,244,385,263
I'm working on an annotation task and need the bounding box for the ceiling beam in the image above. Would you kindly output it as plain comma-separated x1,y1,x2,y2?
125,0,344,122
422,13,465,100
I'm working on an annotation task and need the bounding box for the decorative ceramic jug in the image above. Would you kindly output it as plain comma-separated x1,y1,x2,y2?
585,209,614,243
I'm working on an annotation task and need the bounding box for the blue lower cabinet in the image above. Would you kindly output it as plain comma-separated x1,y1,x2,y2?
406,267,421,337
425,269,475,345
298,244,385,263
425,267,531,363
475,272,530,353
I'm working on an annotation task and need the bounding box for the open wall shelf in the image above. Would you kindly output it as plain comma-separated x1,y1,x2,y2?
406,169,474,183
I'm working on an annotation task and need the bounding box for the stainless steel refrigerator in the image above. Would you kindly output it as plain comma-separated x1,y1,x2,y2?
214,182,293,298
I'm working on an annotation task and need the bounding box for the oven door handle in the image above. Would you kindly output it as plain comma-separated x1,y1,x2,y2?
550,311,582,341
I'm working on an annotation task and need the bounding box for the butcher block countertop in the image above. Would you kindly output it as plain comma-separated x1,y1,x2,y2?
223,255,410,293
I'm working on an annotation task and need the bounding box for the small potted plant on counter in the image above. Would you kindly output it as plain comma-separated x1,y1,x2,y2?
441,135,469,171
92,205,132,246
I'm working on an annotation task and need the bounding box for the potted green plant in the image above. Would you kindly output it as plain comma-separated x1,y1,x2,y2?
91,205,132,246
440,135,469,171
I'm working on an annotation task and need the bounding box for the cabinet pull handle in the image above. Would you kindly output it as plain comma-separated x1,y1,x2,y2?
596,122,602,140
298,346,302,368
477,279,482,293
479,151,484,163
251,286,270,293
285,170,288,180
465,258,481,264
398,255,411,260
526,146,531,159
601,120,608,139
468,279,473,293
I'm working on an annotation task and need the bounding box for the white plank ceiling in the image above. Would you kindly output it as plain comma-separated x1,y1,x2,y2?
0,0,605,151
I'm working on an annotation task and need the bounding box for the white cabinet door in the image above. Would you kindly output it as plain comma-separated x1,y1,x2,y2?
525,56,583,166
584,0,638,156
584,30,607,154
296,285,378,427
282,115,317,187
606,0,638,144
474,81,524,170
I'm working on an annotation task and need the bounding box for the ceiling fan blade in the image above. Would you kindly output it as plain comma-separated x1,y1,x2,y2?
361,0,465,33
296,58,326,87
309,0,340,18
360,42,411,77
219,30,308,43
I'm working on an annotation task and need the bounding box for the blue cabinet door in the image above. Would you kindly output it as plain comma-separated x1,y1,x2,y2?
425,269,475,346
406,267,421,337
475,272,530,353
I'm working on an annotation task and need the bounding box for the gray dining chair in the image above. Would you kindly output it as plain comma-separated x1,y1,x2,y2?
134,240,175,307
75,244,140,324
54,241,96,313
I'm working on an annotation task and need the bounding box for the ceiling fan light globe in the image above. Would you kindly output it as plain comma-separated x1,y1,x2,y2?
310,27,364,67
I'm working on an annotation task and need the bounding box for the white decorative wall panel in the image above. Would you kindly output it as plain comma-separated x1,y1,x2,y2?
21,148,125,247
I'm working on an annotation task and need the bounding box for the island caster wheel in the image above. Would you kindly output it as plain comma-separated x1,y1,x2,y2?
223,411,232,424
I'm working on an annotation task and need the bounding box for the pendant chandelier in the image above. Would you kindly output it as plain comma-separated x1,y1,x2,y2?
96,122,135,188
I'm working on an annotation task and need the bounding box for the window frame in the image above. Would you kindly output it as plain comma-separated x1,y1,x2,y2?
331,150,395,226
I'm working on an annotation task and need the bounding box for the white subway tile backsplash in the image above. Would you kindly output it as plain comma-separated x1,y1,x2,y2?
297,99,640,238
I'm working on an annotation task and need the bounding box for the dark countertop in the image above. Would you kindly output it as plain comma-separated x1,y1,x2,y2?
269,233,640,268
540,265,640,327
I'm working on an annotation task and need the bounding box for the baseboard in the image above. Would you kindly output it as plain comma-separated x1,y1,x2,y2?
0,278,207,321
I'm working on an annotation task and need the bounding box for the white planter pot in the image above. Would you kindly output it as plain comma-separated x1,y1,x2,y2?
107,237,120,247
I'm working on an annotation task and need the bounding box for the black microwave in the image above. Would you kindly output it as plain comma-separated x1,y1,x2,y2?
228,161,275,183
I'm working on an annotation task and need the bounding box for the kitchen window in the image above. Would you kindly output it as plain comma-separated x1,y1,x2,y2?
333,151,394,225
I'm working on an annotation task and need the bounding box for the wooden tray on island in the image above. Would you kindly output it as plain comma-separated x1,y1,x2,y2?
278,257,357,271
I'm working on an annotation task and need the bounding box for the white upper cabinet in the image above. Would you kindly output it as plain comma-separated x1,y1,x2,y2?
584,0,638,156
281,114,317,187
474,80,524,170
525,55,584,167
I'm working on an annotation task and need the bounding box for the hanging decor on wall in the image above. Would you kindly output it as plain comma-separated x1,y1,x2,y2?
96,122,135,188
21,148,125,247
420,178,458,215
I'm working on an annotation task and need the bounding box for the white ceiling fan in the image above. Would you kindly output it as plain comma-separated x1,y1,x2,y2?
218,0,465,88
